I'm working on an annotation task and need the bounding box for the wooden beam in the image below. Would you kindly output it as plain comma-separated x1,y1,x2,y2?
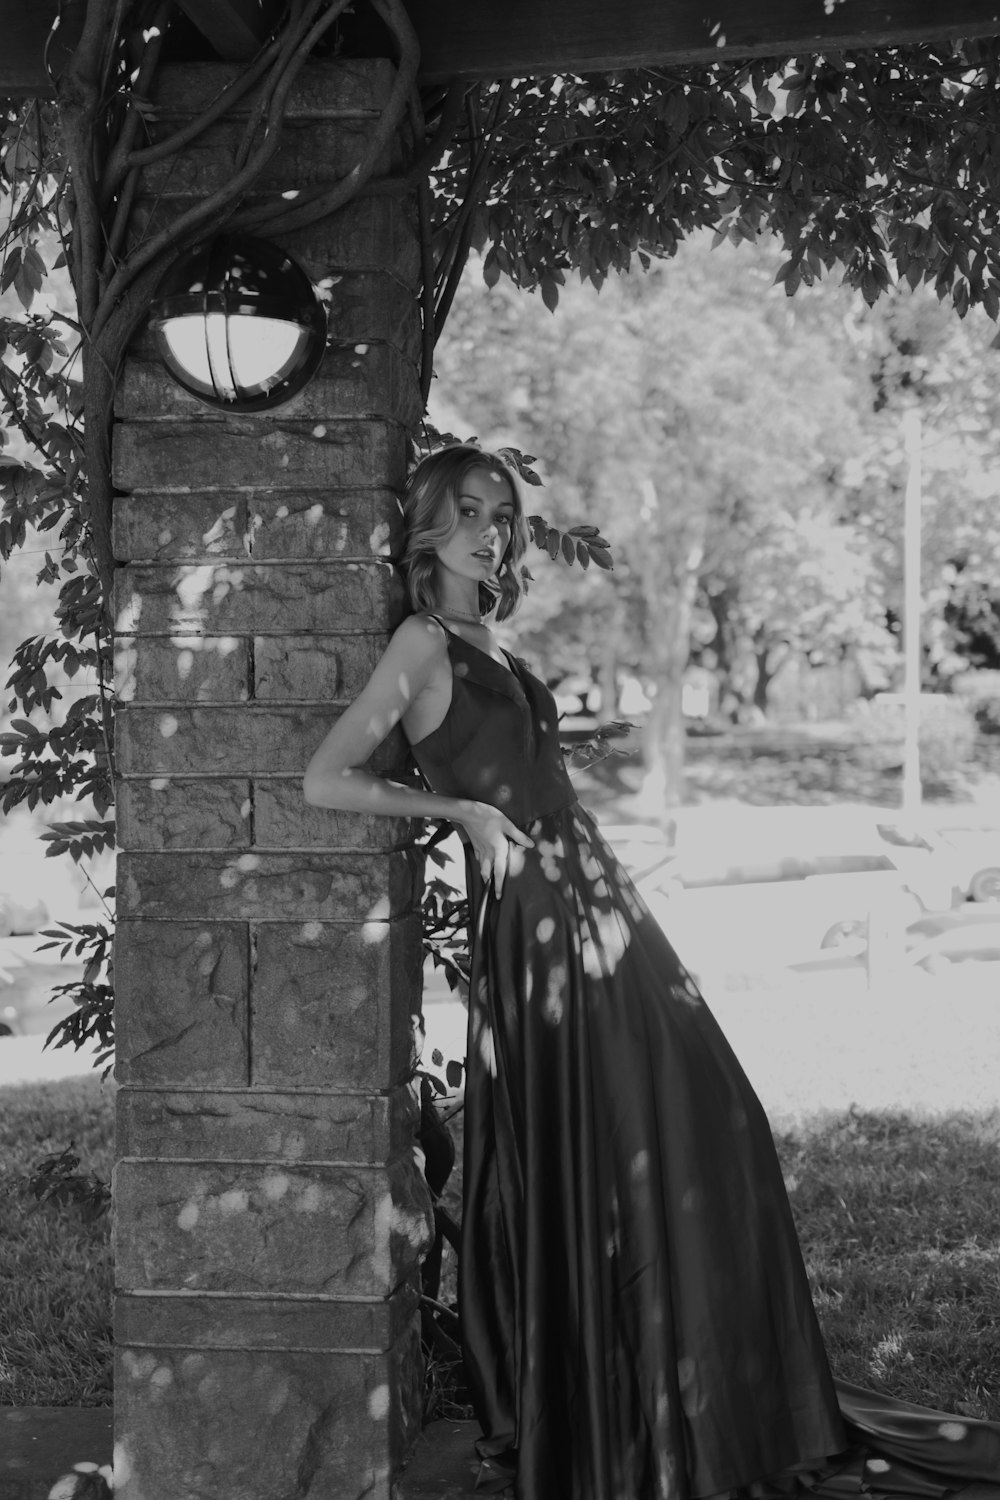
405,0,1000,81
173,0,285,62
2,0,999,97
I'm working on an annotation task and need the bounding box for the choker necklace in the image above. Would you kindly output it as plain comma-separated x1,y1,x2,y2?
438,606,484,624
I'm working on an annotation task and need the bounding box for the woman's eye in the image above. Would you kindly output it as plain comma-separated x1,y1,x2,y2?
497,516,512,528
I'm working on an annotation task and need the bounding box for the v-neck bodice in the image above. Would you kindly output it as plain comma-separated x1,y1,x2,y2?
408,622,577,828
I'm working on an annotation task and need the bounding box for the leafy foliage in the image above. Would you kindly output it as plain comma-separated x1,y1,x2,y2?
435,42,1000,320
18,1141,112,1223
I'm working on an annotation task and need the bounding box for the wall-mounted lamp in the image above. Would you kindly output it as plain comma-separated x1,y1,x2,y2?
148,233,327,413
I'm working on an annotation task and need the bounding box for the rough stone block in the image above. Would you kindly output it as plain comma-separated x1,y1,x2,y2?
253,633,385,700
115,921,248,1086
251,917,421,1088
117,342,421,428
112,416,407,494
281,198,420,280
113,493,250,563
114,1155,432,1296
151,59,397,119
117,778,251,851
117,849,416,923
112,489,403,563
246,489,402,561
113,1338,418,1500
252,779,409,851
116,1084,419,1166
140,118,402,199
113,559,402,637
115,703,407,776
115,635,250,702
114,1280,419,1353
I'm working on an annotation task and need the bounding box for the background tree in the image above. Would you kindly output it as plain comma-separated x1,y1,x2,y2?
433,236,881,801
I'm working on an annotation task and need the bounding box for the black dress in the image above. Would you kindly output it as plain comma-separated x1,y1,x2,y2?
409,622,1000,1500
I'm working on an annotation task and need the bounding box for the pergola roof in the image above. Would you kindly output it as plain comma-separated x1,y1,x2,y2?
3,0,1000,96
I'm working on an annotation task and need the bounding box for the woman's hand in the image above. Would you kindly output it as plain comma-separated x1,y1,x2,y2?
457,801,534,899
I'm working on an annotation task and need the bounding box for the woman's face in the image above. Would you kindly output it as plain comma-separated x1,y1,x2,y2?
434,466,516,590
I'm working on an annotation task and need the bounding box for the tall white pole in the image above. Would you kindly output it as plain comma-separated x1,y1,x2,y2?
901,406,922,815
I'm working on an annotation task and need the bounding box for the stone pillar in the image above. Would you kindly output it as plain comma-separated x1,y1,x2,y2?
111,61,432,1499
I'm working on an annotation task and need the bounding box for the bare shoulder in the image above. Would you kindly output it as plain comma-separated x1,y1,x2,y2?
388,612,449,667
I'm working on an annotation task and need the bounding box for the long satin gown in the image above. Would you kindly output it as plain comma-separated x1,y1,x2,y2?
409,622,1000,1500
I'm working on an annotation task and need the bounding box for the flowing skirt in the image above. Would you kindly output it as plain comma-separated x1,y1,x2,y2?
458,803,1000,1500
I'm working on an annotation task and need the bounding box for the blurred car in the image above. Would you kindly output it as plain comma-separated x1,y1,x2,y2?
787,906,1000,977
924,827,1000,904
601,808,964,971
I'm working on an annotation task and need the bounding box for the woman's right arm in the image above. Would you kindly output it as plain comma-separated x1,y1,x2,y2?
302,615,532,894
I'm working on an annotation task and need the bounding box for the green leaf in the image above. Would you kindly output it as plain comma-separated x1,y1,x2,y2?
0,247,21,293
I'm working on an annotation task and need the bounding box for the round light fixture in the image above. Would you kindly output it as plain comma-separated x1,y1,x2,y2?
148,233,327,412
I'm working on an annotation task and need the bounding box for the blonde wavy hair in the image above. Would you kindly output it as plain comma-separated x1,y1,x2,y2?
400,444,530,623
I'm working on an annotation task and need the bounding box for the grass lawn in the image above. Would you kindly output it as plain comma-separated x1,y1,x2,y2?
2,1066,999,1425
0,1074,114,1406
779,1108,1000,1422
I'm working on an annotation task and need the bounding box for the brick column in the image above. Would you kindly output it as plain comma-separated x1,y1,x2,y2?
111,61,432,1499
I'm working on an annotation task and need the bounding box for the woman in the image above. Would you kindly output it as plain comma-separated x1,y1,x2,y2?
304,444,1000,1500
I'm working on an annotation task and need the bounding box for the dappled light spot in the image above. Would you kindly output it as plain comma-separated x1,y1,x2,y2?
537,835,565,883
630,1150,650,1182
543,963,566,1025
366,897,390,923
298,1183,322,1212
454,659,470,678
867,1459,891,1473
536,916,555,944
496,783,512,805
218,1189,248,1216
158,714,178,738
116,641,137,700
361,920,389,945
368,1384,390,1420
176,1201,199,1231
123,1352,158,1381
581,909,630,978
938,1423,968,1441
